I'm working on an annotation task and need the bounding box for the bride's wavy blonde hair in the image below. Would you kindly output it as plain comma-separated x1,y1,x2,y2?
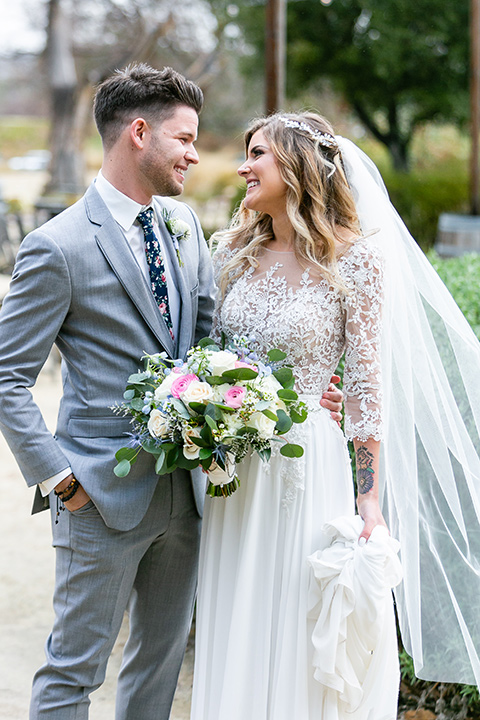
214,112,361,297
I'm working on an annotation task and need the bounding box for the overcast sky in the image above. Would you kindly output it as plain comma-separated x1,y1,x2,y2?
0,1,45,56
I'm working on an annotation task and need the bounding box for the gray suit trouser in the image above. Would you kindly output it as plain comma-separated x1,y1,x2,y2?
30,470,201,720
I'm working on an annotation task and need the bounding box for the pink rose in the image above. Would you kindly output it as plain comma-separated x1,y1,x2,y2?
223,385,246,409
171,373,198,398
235,360,255,369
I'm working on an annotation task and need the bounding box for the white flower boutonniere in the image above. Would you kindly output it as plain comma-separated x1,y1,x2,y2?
162,209,191,267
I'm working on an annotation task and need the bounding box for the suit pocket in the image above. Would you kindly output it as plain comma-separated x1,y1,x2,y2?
67,416,132,438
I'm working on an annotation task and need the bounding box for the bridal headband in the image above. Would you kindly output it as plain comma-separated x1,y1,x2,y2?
278,116,339,152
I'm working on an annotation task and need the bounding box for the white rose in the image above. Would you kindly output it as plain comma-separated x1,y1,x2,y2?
182,426,202,459
206,350,237,376
207,453,236,486
147,409,170,438
182,380,214,405
154,372,179,401
246,411,277,439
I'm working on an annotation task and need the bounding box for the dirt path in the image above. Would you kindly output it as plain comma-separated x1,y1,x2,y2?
0,366,193,719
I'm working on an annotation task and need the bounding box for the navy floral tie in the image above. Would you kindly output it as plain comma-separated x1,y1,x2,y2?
137,208,174,340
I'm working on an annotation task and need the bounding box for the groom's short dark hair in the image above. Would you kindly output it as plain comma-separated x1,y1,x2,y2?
93,63,203,149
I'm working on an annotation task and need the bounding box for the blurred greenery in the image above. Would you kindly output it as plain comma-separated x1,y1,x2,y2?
228,0,469,171
0,117,49,160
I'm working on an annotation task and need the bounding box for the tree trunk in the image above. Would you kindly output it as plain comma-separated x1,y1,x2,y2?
352,99,411,172
43,0,85,198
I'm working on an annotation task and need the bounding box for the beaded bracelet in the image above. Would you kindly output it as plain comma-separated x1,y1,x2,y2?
54,476,79,501
54,477,80,523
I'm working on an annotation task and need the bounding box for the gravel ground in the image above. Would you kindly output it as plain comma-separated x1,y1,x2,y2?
0,364,193,719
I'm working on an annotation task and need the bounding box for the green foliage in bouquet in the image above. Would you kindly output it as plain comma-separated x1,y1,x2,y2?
112,336,308,498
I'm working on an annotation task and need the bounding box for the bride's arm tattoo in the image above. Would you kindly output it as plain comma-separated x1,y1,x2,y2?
356,445,375,494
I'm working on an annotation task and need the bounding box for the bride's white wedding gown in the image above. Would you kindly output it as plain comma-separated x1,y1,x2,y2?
190,240,400,720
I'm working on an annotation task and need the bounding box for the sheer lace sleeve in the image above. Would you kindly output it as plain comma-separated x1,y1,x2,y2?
341,240,385,442
210,242,240,344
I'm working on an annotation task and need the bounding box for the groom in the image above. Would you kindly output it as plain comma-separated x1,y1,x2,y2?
0,64,214,719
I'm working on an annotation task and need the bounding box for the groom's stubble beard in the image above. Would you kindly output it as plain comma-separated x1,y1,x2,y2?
139,131,186,198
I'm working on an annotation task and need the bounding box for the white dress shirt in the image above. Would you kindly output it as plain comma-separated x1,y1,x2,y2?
40,172,181,496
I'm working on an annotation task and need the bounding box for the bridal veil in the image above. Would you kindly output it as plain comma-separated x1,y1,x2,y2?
338,137,480,686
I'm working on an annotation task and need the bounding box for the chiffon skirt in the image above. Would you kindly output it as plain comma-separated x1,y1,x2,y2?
190,402,400,720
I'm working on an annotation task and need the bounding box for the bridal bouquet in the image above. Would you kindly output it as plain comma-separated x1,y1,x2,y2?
112,336,308,497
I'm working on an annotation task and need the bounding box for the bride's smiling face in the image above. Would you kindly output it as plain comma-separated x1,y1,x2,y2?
238,129,288,218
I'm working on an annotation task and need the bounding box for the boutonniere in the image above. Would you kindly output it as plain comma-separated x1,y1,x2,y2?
162,209,191,267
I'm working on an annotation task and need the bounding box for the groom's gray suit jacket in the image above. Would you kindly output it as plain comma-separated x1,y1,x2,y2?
0,183,215,530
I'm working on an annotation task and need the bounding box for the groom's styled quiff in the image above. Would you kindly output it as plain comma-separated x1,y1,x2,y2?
93,63,204,149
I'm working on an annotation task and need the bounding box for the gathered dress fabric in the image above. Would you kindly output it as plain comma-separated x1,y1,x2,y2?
190,240,401,720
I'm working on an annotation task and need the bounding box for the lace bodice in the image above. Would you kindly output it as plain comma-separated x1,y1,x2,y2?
211,239,384,441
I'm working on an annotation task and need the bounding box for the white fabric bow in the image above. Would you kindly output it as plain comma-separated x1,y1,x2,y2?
307,515,403,720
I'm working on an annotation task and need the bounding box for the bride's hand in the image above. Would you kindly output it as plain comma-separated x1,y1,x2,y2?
357,495,388,543
320,375,343,424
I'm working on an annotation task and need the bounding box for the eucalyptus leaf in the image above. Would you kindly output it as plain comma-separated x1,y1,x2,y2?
198,337,218,348
130,397,146,412
123,389,136,401
291,407,308,423
114,459,131,477
170,397,191,419
277,388,298,401
188,402,207,414
262,409,278,422
127,371,151,383
273,368,295,389
191,436,209,448
155,454,167,475
221,368,258,381
205,375,228,386
275,409,293,434
267,348,287,362
115,447,137,462
205,415,218,431
176,455,199,470
280,443,304,458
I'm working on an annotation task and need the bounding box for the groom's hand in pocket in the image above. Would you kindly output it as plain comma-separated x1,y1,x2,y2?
320,375,343,424
55,474,91,512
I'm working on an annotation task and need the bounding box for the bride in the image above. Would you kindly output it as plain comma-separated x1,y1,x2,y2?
190,112,480,719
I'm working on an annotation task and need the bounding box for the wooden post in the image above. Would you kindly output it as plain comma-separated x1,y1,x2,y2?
265,0,286,115
470,0,480,215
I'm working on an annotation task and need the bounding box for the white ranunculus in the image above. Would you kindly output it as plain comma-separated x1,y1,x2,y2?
182,426,202,459
246,411,277,439
182,380,214,405
206,350,237,376
256,374,286,412
171,218,192,240
257,374,283,395
154,372,179,401
212,383,231,403
147,409,169,438
223,414,244,434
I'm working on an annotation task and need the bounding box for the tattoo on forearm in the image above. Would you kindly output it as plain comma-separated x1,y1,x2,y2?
356,446,375,494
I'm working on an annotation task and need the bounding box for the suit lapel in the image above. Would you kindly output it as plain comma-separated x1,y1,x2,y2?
154,200,193,359
85,186,175,357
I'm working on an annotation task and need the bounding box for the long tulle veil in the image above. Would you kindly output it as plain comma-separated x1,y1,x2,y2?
338,136,480,685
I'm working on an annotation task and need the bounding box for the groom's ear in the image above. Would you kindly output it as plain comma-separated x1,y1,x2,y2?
130,118,148,150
